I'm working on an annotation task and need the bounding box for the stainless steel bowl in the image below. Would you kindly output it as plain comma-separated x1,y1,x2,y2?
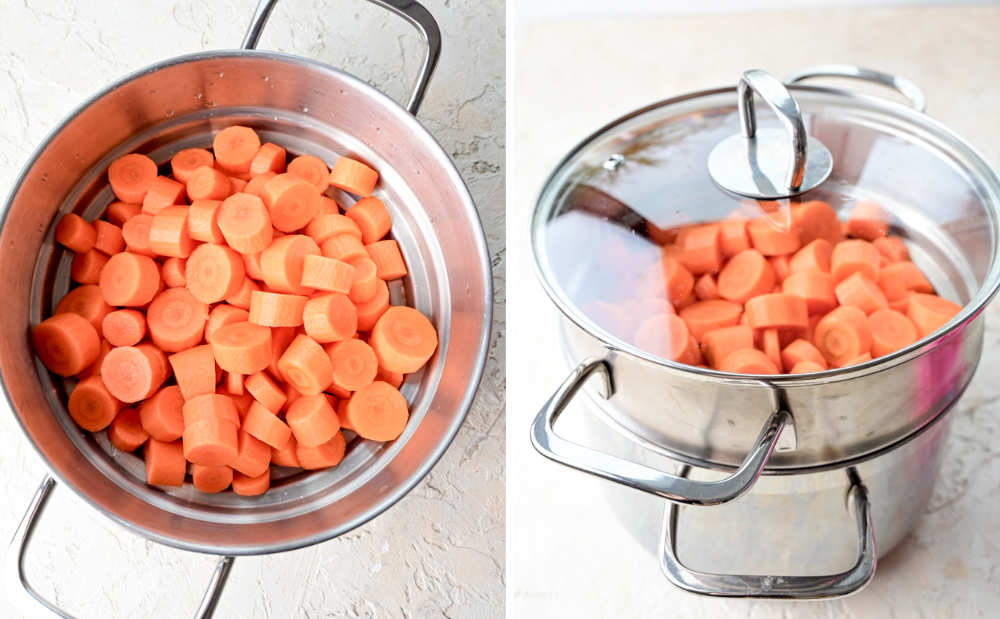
0,1,491,616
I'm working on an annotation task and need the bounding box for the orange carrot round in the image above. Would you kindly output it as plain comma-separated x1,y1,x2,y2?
847,201,890,240
719,218,750,257
168,344,217,400
370,306,438,374
700,324,753,369
791,200,841,246
171,148,214,183
186,243,246,303
184,416,240,467
99,252,161,306
348,257,379,303
677,223,722,275
192,464,233,494
93,220,125,255
271,434,301,468
321,234,368,263
780,338,828,370
161,257,187,288
102,309,146,347
205,305,250,343
770,255,791,282
55,213,97,253
835,271,889,314
873,236,910,263
345,197,392,245
243,401,292,449
906,293,962,338
278,334,335,395
121,213,156,256
245,371,287,413
631,313,691,362
249,142,287,176
327,338,378,392
678,299,742,340
761,328,782,369
831,239,880,283
139,385,186,442
302,292,357,343
747,217,800,256
108,153,158,204
232,470,271,495
249,291,308,327
71,250,109,285
186,199,224,243
149,206,194,258
32,313,101,376
305,213,363,244
229,429,271,477
365,240,407,281
719,348,779,374
343,381,408,440
790,360,825,374
868,308,918,357
244,171,277,198
260,234,321,293
296,431,347,469
211,322,272,374
146,287,208,352
218,193,274,254
225,277,261,310
287,154,330,192
717,249,775,303
141,176,186,215
214,126,261,174
261,173,322,233
788,238,833,274
355,279,391,332
329,157,378,197
186,165,232,202
182,392,240,428
813,306,872,367
744,293,809,330
105,202,142,226
782,270,837,314
55,284,112,335
145,438,186,486
108,408,148,452
285,393,341,447
68,375,121,431
301,255,355,293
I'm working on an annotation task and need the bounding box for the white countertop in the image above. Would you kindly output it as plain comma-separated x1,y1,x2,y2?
508,5,1000,617
0,1,504,617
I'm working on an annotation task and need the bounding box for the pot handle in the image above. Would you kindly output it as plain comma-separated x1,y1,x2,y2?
240,0,441,115
4,475,235,619
785,64,926,113
659,467,877,598
529,358,791,506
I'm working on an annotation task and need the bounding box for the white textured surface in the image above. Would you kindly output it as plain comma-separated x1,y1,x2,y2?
0,1,504,617
508,5,1000,617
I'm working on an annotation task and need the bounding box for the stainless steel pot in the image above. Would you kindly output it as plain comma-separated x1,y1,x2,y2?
529,66,1000,598
0,1,492,616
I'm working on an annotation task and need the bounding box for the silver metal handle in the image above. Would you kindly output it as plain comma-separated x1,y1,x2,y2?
529,358,791,506
4,475,235,619
785,64,926,113
660,469,877,598
241,0,441,115
739,70,808,191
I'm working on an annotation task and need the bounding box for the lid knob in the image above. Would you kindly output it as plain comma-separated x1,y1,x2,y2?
708,69,832,199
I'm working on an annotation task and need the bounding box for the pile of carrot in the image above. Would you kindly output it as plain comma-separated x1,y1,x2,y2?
584,200,962,374
33,125,438,496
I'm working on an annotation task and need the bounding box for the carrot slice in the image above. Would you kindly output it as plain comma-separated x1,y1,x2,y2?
145,438,186,486
205,305,250,343
109,153,158,204
243,401,292,449
261,173,321,233
139,385,186,441
182,392,240,428
147,287,208,352
149,206,194,258
719,218,750,257
305,213,363,244
320,197,340,215
108,408,148,452
831,239,880,283
70,249,109,285
761,328,782,369
68,375,121,431
32,313,101,376
658,256,695,304
678,300,742,341
789,238,833,274
835,271,889,314
285,393,340,447
348,257,379,303
718,348,779,374
744,294,809,330
299,292,357,343
873,236,909,263
141,176,186,215
782,270,838,314
677,223,722,275
168,344,216,400
245,371,287,413
249,142,287,177
79,340,113,379
225,277,261,310
329,157,378,197
244,171,277,198
243,251,265,281
868,308,918,356
355,279,391,332
364,240,408,281
99,252,162,306
747,217,800,256
879,262,934,301
813,306,872,367
780,338,827,371
102,309,146,347
186,199,224,243
93,220,125,255
171,148,214,184
770,255,790,283
232,470,271,495
847,201,890,240
320,234,368,263
105,202,142,226
278,334,334,395
790,360,825,374
300,255,355,293
218,193,274,254
693,273,720,301
376,367,404,389
229,176,248,194
161,257,187,288
184,416,240,467
249,291,308,327
344,381,408,440
55,284,113,335
260,234,321,294
287,155,330,192
271,434,301,467
55,213,97,253
121,213,156,256
370,306,438,374
717,249,775,303
229,429,271,477
185,243,246,304
211,322,272,374
296,431,347,469
192,464,233,494
906,293,962,338
630,313,689,361
344,197,392,245
791,200,841,246
214,126,261,174
700,324,753,369
326,339,378,392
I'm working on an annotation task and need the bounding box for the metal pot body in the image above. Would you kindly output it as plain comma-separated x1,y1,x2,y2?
0,51,490,555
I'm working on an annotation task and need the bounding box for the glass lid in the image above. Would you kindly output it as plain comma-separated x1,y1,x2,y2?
532,70,1000,374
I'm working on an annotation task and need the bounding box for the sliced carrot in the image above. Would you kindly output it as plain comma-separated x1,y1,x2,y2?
243,251,265,281
284,393,340,447
873,236,909,263
184,416,240,467
300,255,355,293
301,292,357,343
149,206,194,258
141,176,186,215
185,165,230,201
260,234,321,294
78,339,113,379
108,153,158,204
770,255,790,282
744,293,809,330
376,366,404,389
678,300,742,340
108,408,148,452
719,218,750,257
630,313,688,361
700,325,753,369
718,348,779,374
835,271,889,314
320,196,340,215
906,293,962,338
105,202,142,226
232,470,271,495
321,234,368,263
287,154,330,192
356,279,391,332
218,193,274,254
345,197,392,245
205,305,250,343
99,252,161,306
211,322,272,374
271,434,301,467
242,401,292,449
68,375,121,431
248,291,307,327
185,243,246,304
370,306,437,373
102,309,146,347
791,200,841,246
55,284,113,335
54,213,97,253
329,157,378,197
693,273,720,301
277,334,334,395
880,261,934,300
225,277,261,310
229,429,271,477
182,392,240,428
364,240,407,281
93,220,125,255
250,142,287,176
261,173,321,233
245,371,286,413
677,223,722,275
294,430,346,470
171,148,214,184
326,338,378,393
244,171,277,198
229,176,248,193
146,287,208,352
167,344,216,400
138,385,185,441
780,338,827,371
192,464,233,494
32,313,101,376
813,306,872,367
789,238,833,274
868,308,918,357
266,326,297,382
305,213,363,244
121,213,156,256
658,256,695,304
214,126,261,174
161,257,187,288
790,360,825,374
847,201,890,240
747,217,800,256
70,249,109,285
782,270,837,314
344,381,407,440
845,352,872,365
348,257,378,303
145,438,186,486
761,328,782,369
717,249,775,303
831,239,880,283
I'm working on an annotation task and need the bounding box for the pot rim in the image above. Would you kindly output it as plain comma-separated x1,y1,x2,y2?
531,81,1000,384
0,48,493,555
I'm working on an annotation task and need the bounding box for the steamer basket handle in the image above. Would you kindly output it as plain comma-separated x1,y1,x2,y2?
4,475,234,619
241,0,441,115
785,65,926,113
529,359,791,506
659,467,877,598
